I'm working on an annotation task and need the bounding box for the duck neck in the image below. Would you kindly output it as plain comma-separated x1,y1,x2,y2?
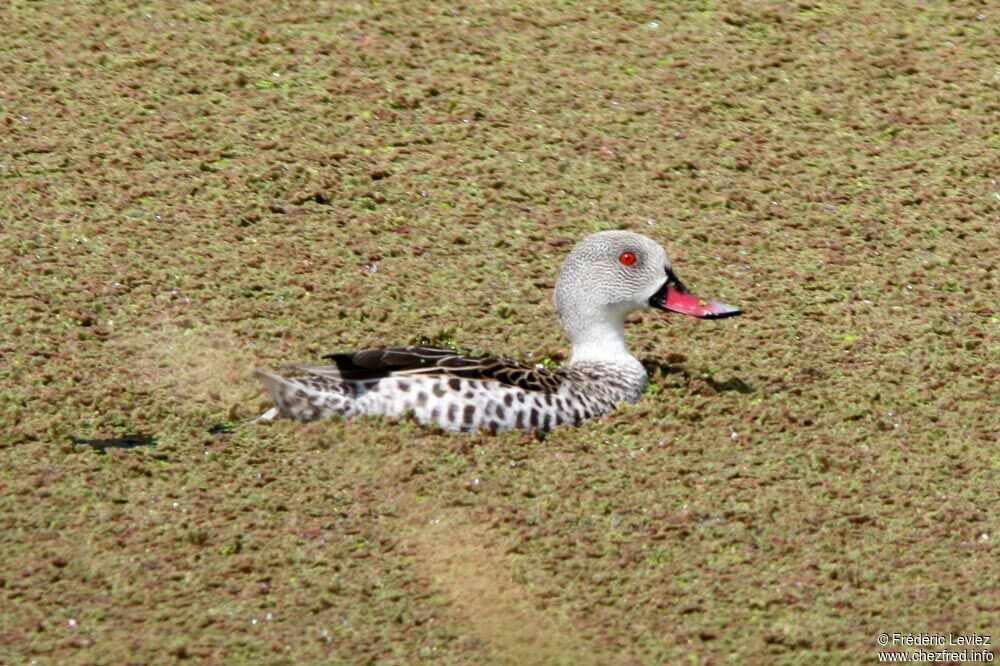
565,316,638,366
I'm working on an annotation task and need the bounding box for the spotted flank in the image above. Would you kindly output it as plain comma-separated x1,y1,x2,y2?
255,347,646,432
255,231,740,432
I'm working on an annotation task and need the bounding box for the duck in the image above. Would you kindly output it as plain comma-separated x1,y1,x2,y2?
255,230,740,432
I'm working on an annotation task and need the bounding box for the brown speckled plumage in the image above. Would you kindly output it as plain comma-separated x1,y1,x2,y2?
256,231,739,432
255,347,647,432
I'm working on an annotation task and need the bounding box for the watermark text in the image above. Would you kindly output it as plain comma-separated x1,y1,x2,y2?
877,633,993,663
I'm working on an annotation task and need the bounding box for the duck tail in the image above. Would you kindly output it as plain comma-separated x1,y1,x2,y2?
253,370,346,422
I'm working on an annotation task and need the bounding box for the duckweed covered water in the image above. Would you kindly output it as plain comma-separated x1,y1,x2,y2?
1,1,996,663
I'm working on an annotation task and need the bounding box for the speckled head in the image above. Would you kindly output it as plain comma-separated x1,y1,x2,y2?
555,230,740,362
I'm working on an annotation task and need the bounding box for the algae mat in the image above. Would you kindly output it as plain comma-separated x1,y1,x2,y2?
1,1,996,663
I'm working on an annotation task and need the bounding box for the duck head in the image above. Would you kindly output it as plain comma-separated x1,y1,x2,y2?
555,230,740,362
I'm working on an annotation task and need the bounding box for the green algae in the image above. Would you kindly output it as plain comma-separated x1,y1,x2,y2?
0,0,996,663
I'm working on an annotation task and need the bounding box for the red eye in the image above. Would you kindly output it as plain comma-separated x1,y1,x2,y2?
619,251,636,266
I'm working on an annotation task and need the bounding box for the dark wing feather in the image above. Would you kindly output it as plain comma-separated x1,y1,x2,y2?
318,345,565,393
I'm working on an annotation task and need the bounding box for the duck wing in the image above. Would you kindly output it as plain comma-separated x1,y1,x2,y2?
285,345,565,393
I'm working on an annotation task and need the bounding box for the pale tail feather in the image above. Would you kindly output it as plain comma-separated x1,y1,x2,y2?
254,370,347,421
278,362,344,377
